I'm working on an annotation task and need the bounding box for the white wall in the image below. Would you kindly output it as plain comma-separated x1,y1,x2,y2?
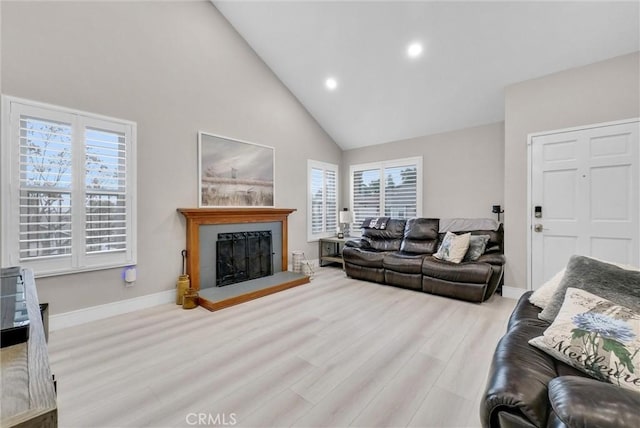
503,52,640,290
1,1,342,314
342,122,505,219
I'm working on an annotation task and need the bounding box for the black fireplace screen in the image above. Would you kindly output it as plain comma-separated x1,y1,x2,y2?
216,231,273,287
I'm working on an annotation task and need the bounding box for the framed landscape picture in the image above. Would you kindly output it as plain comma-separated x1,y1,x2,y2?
198,132,275,207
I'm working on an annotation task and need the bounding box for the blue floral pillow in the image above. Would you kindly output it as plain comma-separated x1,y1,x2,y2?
529,287,640,393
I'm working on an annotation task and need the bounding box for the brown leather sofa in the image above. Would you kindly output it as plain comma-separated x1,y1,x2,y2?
342,217,505,303
481,292,640,427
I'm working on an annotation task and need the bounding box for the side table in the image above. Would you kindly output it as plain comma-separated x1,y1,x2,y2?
318,237,347,269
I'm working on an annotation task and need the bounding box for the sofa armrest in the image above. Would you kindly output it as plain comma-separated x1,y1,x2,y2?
548,376,640,428
476,252,506,266
481,323,555,428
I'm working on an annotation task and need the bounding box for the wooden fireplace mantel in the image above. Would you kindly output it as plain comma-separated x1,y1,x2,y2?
177,208,297,291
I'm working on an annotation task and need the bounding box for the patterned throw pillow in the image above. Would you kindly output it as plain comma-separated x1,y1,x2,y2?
529,288,640,393
433,232,471,264
462,234,490,262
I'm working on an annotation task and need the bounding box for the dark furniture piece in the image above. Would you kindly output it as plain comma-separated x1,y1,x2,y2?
481,292,640,428
342,217,505,303
1,266,30,348
1,268,57,428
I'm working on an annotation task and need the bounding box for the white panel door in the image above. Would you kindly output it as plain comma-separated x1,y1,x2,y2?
530,121,639,290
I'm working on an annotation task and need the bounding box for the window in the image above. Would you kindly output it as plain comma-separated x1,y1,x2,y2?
350,157,422,229
307,160,338,241
1,96,137,276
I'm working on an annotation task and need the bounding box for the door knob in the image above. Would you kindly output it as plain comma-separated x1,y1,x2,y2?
534,224,544,232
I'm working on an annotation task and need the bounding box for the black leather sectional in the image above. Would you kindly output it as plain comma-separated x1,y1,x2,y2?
342,217,505,303
481,292,640,428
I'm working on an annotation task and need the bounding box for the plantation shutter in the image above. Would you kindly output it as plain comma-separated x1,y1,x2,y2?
307,160,339,240
310,168,324,234
350,157,422,232
383,165,418,218
325,169,337,233
3,96,137,275
19,115,74,260
352,168,381,227
85,127,128,254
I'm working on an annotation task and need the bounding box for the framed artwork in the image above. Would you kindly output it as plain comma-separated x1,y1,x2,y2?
198,132,275,207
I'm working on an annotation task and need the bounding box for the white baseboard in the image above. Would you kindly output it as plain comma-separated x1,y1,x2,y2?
49,289,175,331
501,286,528,300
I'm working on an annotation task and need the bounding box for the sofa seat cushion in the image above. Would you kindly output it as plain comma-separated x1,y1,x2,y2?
383,252,427,274
422,256,492,284
342,247,387,268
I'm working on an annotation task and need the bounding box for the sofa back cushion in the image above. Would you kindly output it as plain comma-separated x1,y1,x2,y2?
361,218,406,251
400,218,439,254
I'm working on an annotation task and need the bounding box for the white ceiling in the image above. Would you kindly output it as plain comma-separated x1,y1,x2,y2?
213,1,640,150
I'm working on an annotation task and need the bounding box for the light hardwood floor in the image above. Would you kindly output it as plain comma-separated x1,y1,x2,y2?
48,267,516,428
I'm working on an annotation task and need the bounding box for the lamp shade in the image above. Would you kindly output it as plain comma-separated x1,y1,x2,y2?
339,210,353,224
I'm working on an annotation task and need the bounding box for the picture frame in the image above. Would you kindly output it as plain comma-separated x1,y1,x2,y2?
198,132,275,207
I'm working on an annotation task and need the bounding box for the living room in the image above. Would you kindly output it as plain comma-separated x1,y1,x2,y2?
1,1,639,427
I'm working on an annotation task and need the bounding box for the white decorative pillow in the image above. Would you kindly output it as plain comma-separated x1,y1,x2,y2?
529,269,565,309
529,288,640,393
529,258,640,310
433,232,471,264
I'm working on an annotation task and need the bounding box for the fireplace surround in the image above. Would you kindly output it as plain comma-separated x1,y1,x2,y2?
177,208,309,311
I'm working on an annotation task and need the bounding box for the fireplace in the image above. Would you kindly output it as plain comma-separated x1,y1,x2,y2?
216,231,273,286
177,208,309,312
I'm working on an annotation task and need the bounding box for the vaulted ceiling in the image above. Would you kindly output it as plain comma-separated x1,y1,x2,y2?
213,1,639,150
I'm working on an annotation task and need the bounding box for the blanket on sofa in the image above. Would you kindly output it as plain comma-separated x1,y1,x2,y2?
439,218,500,233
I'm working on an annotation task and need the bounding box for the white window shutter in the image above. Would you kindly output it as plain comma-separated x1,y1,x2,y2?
84,127,128,255
307,160,339,240
352,167,381,227
383,165,418,218
350,157,422,231
18,116,74,260
2,96,137,276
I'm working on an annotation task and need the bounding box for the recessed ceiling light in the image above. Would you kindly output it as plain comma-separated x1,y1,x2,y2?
407,42,423,58
325,77,338,91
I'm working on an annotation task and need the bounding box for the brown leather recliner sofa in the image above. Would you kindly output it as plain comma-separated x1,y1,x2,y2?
481,291,640,428
342,217,505,303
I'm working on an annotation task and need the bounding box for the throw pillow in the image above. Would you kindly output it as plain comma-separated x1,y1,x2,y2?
529,288,640,393
530,258,640,310
463,234,490,262
529,269,566,309
539,255,640,323
433,232,471,264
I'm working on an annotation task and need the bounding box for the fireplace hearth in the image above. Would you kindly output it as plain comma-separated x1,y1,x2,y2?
216,231,273,286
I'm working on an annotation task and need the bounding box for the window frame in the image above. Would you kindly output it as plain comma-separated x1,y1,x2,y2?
1,95,137,277
307,159,339,242
349,156,423,234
